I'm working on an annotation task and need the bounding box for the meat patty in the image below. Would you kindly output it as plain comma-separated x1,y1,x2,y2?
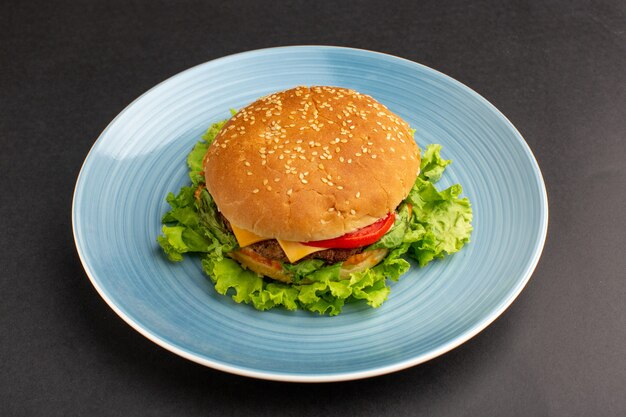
248,239,364,264
219,213,364,264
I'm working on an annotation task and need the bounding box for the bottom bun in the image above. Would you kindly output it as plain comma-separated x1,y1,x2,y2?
229,247,389,284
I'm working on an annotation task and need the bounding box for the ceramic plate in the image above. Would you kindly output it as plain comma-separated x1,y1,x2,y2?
73,46,548,382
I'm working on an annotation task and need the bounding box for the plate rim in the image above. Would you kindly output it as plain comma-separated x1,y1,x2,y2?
72,45,549,382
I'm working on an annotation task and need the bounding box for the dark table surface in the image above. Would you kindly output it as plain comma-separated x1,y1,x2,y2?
2,0,625,415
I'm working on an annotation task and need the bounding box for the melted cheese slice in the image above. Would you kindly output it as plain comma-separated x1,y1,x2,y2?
276,240,326,263
230,224,325,263
230,224,269,247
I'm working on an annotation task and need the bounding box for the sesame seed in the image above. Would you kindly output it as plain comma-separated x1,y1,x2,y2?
287,189,293,195
350,209,356,215
356,192,360,198
328,207,335,212
247,171,252,175
252,189,259,193
337,185,344,190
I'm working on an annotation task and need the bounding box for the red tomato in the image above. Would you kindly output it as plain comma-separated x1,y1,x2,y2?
303,212,396,249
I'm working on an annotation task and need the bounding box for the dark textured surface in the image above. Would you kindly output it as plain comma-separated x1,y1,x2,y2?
1,0,625,416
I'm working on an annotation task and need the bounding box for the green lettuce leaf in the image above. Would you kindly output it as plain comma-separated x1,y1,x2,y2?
370,144,473,268
369,203,412,250
201,254,397,316
196,188,237,249
158,185,216,262
419,143,451,183
157,225,214,262
282,259,326,283
406,175,473,266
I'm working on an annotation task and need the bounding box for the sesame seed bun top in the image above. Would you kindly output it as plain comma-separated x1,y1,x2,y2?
203,86,421,242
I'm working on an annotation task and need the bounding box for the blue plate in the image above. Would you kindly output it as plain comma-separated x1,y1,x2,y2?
73,46,548,382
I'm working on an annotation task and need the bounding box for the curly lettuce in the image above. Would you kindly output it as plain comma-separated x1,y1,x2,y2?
158,120,472,315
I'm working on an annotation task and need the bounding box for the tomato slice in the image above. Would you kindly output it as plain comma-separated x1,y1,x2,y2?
303,212,396,249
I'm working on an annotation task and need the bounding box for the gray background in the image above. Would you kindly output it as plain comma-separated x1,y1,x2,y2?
1,0,625,416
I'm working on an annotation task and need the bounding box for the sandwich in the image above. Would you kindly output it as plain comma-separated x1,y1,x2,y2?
204,86,420,282
158,86,472,315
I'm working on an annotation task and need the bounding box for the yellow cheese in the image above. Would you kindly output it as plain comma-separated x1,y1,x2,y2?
230,224,268,247
230,223,325,263
277,240,326,263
